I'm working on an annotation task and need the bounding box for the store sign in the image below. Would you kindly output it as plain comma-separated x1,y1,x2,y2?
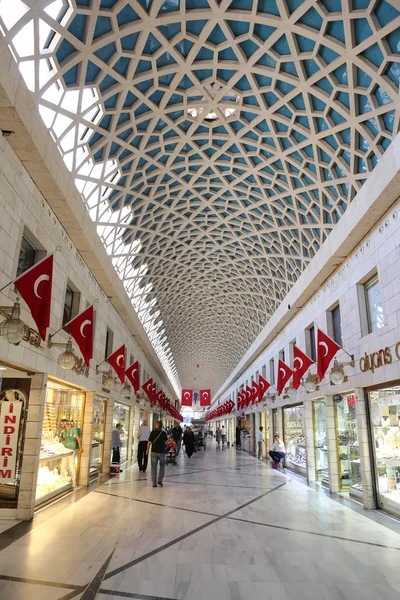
359,343,400,373
0,399,23,482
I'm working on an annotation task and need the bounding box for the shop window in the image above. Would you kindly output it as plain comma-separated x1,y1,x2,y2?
62,282,80,327
335,393,361,496
105,328,113,359
16,235,38,278
283,405,306,475
313,399,328,485
113,402,131,465
269,358,275,385
306,325,316,362
328,304,343,347
90,397,106,478
365,275,384,333
36,381,85,505
369,386,400,516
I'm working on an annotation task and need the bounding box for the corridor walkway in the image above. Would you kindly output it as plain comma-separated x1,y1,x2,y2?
1,445,400,600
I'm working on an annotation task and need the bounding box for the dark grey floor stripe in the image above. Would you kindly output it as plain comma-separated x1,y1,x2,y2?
99,589,175,599
94,489,220,518
79,548,116,600
228,516,400,551
0,574,80,590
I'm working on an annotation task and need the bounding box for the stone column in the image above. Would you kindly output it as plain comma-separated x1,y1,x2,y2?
304,399,316,482
17,373,47,521
325,395,341,493
102,397,114,474
354,387,376,509
78,391,95,487
128,403,135,462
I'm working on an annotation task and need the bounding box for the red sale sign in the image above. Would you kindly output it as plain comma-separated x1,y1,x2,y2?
0,401,23,482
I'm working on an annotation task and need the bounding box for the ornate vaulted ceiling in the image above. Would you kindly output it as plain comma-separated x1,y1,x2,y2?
1,0,400,397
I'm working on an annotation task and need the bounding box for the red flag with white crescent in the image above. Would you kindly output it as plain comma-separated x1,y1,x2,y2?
200,389,211,406
125,360,140,393
181,389,193,406
251,381,259,405
65,305,94,366
245,386,253,407
14,254,53,341
317,329,341,381
292,346,313,389
258,375,270,402
277,359,293,396
107,344,126,384
142,378,154,402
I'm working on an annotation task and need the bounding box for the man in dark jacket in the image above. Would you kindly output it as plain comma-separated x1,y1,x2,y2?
171,423,183,454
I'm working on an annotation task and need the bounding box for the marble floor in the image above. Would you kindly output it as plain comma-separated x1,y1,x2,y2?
0,444,400,600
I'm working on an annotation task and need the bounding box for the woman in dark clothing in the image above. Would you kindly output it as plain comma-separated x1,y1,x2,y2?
184,427,195,458
236,425,241,448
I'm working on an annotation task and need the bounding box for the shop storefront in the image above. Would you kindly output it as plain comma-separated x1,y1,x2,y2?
36,379,85,506
334,392,362,498
272,408,278,438
368,383,400,517
90,396,107,478
313,399,328,485
261,410,269,457
283,404,306,475
113,401,131,465
0,363,29,507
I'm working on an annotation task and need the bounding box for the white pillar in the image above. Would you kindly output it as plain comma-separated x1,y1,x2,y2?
304,399,316,482
17,373,47,521
79,391,95,487
102,398,113,474
325,395,341,493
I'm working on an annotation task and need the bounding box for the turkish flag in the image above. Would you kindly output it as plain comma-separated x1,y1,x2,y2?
251,381,259,405
258,375,270,402
107,344,125,384
200,389,211,406
292,346,313,389
65,305,94,366
157,389,164,408
277,359,293,396
14,254,53,341
245,386,253,407
142,378,154,403
125,360,140,393
237,392,242,410
181,389,193,406
317,329,341,381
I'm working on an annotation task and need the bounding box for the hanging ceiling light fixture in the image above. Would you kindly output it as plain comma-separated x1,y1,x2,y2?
102,368,116,389
0,299,26,345
121,381,131,395
285,385,297,399
57,339,78,370
330,360,346,385
303,371,319,393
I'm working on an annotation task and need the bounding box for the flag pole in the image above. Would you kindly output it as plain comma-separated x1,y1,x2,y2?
0,280,13,294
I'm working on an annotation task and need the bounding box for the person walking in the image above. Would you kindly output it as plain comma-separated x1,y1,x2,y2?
171,422,183,455
257,426,265,460
112,423,123,472
269,434,286,467
221,425,226,446
183,427,195,458
147,421,168,487
215,425,221,446
137,420,150,474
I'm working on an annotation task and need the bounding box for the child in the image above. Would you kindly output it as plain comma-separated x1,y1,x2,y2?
166,434,177,454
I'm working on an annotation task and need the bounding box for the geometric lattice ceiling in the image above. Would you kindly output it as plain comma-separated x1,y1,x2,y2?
1,0,400,397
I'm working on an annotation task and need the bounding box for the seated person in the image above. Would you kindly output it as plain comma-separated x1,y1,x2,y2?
269,434,286,464
166,435,177,454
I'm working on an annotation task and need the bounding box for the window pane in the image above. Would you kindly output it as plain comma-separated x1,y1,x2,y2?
365,279,384,333
332,305,342,346
309,326,316,362
16,236,37,278
63,286,74,326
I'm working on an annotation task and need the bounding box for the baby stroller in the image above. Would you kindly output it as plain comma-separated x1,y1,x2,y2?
166,446,177,466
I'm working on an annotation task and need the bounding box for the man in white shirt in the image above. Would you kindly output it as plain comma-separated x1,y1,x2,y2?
137,420,151,473
269,434,286,466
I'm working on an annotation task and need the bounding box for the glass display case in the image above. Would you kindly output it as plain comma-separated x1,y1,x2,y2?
334,392,361,497
369,386,400,517
36,380,84,505
283,405,306,475
90,397,107,478
113,402,131,465
313,399,329,485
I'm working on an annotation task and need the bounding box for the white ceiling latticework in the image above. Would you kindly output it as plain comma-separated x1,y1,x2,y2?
1,0,400,397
